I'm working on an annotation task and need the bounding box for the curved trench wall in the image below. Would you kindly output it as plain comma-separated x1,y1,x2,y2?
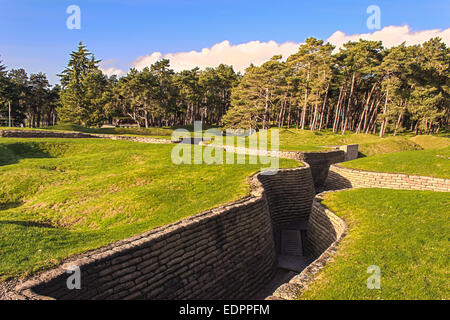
15,165,315,300
297,151,345,189
271,192,347,300
258,168,315,254
325,164,450,192
305,195,347,258
270,162,450,299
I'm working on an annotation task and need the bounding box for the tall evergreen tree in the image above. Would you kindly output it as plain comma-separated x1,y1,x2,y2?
58,42,102,125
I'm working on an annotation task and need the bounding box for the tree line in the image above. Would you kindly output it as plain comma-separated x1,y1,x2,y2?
0,61,60,127
0,42,239,128
1,38,448,135
224,37,449,136
58,43,239,128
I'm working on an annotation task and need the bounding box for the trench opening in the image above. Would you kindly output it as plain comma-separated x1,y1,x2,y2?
252,220,315,300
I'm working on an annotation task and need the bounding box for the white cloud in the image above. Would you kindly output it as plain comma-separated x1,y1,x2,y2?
100,66,126,77
133,52,164,70
107,25,450,76
327,25,450,51
132,40,299,73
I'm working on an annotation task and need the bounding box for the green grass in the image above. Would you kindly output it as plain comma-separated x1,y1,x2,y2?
1,124,175,138
409,135,450,150
211,128,426,155
299,188,449,300
25,124,175,138
0,123,223,139
0,138,298,281
357,137,423,157
341,147,450,179
5,125,447,156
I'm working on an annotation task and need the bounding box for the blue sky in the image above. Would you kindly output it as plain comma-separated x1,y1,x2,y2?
1,0,449,84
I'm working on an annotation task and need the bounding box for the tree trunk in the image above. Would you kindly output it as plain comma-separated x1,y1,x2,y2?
379,88,389,137
301,64,311,130
333,86,344,133
342,73,355,135
319,84,329,130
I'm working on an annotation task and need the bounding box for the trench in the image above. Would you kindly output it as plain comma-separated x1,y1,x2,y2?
15,156,344,300
2,130,353,300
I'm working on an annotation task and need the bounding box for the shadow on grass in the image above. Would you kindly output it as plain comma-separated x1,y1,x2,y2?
0,202,24,211
0,220,56,229
0,143,53,166
0,202,56,228
357,151,367,158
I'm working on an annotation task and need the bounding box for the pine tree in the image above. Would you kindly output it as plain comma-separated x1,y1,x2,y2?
0,58,10,124
223,63,268,130
58,42,102,125
409,38,449,134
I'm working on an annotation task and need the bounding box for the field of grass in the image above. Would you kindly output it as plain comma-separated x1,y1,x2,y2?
341,146,450,179
299,188,449,300
0,124,225,141
0,138,299,281
211,128,426,155
4,125,448,156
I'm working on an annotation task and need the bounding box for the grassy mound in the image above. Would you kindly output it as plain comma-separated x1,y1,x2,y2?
409,135,450,150
341,147,450,179
357,137,422,157
0,138,298,281
300,189,449,300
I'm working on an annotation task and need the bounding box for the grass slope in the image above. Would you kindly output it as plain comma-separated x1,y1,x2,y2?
409,135,450,150
300,189,449,300
0,138,298,281
341,147,450,179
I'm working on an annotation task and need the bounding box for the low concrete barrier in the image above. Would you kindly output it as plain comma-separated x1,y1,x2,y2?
325,164,450,192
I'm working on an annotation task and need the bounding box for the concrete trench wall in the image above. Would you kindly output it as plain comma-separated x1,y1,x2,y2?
325,164,450,192
271,191,347,300
15,165,316,300
271,164,450,299
297,151,345,189
257,169,315,255
6,128,449,300
305,196,347,258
